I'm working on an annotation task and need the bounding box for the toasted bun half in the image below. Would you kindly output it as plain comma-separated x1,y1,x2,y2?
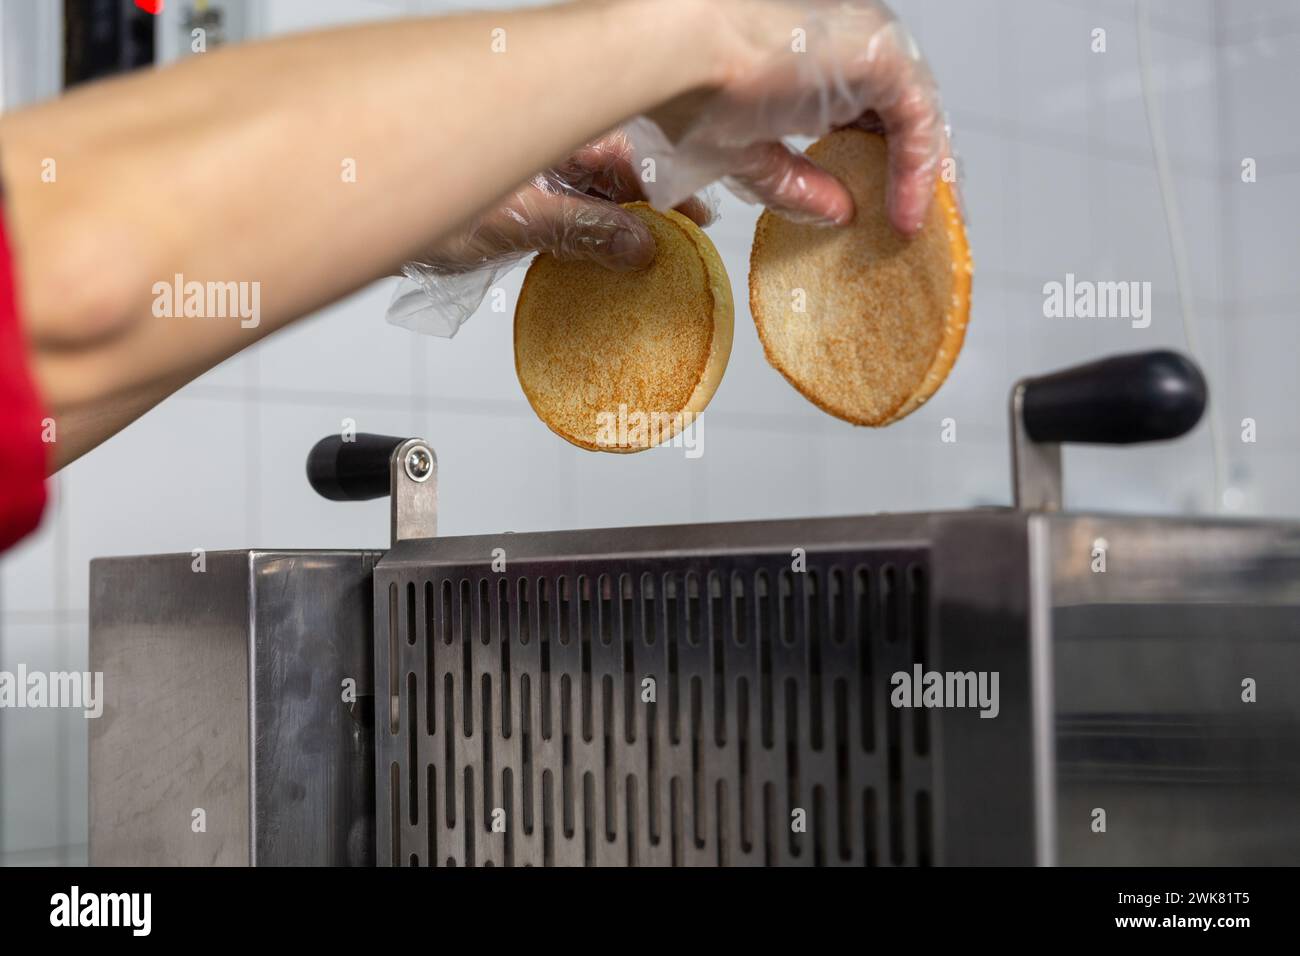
748,129,972,425
515,201,733,452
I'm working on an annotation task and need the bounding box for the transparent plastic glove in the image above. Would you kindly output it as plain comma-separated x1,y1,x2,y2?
387,131,715,338
625,0,946,236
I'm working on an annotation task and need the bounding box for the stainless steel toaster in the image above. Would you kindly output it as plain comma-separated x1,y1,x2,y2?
88,350,1300,866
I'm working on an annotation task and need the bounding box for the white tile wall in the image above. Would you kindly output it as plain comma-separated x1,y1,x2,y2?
1214,1,1300,515
3,0,1297,862
0,622,86,864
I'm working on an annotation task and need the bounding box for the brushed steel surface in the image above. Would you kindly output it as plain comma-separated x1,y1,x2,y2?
88,510,1300,866
90,552,252,866
375,511,1039,866
1011,381,1063,511
1045,515,1300,864
89,550,379,866
391,439,437,546
249,551,380,866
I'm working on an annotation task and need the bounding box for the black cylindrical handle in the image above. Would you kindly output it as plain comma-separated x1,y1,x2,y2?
1022,350,1207,445
307,434,406,501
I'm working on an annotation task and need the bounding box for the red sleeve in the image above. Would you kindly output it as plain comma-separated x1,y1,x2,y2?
0,199,48,551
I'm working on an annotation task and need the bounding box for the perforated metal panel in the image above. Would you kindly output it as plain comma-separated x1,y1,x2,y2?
375,548,936,866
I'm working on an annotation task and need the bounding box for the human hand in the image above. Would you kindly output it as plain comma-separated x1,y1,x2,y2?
389,130,713,337
629,0,946,236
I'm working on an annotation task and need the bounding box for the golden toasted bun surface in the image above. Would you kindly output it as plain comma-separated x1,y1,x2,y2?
515,202,733,452
748,129,972,426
